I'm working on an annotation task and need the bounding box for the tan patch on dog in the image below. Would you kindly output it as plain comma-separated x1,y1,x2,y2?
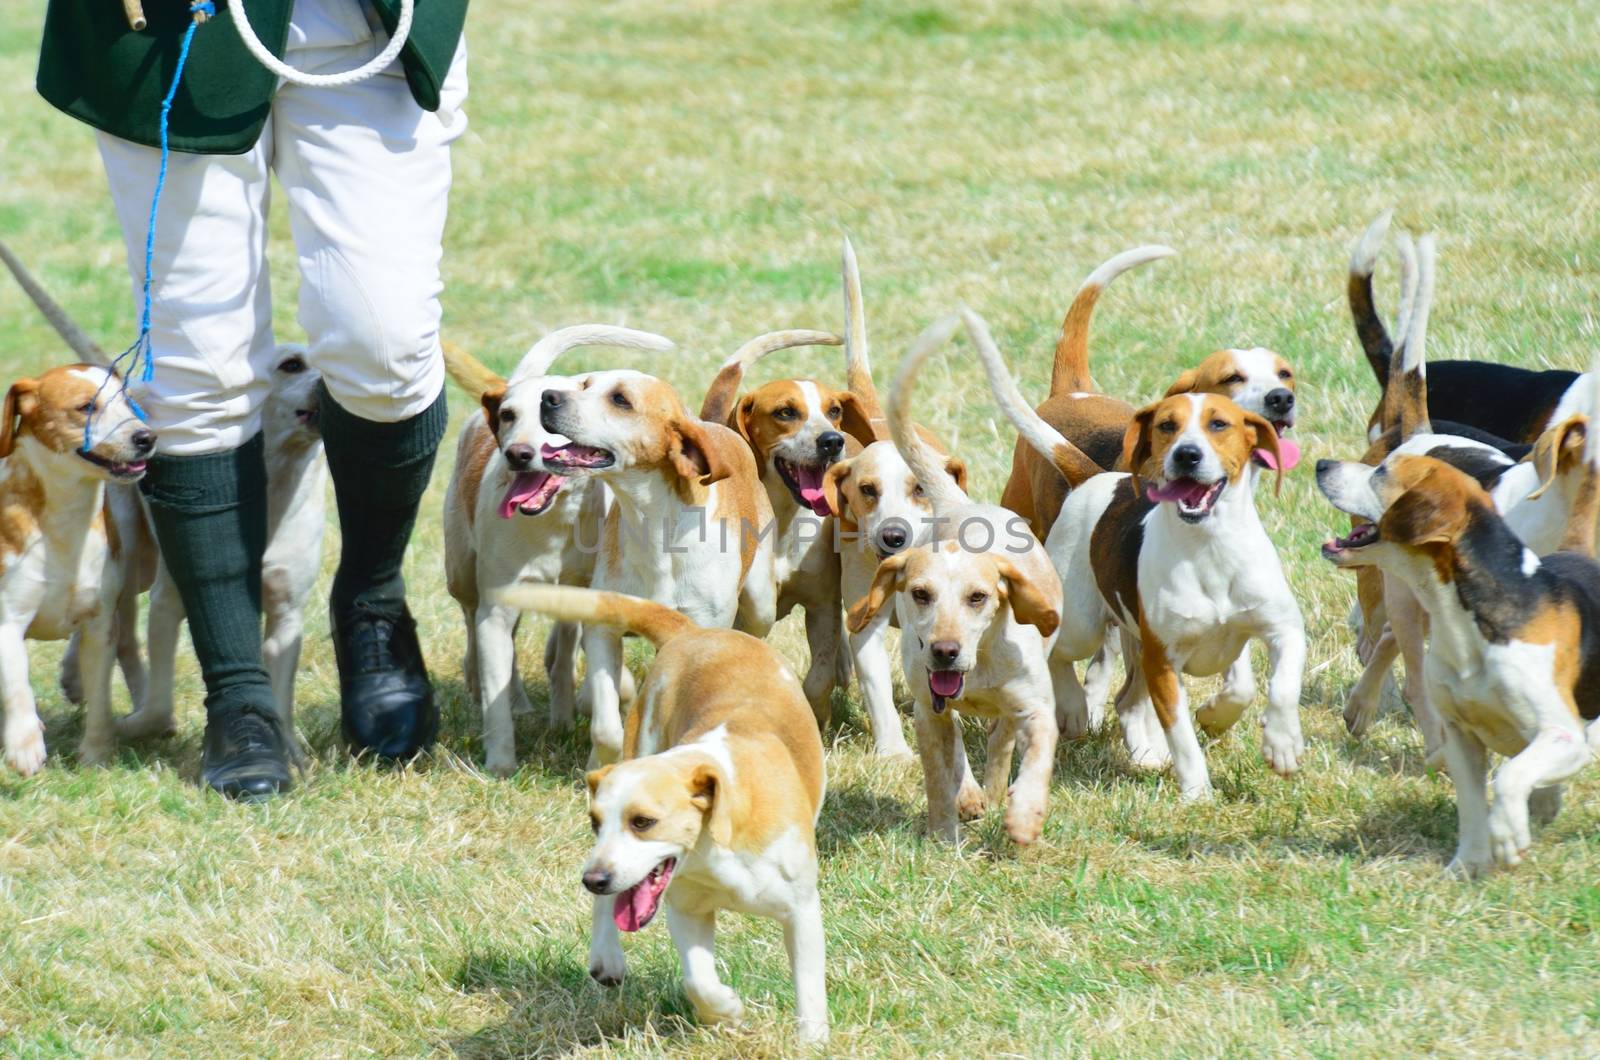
1001,391,1129,539
455,418,497,531
1373,455,1482,582
1518,602,1585,719
0,461,43,574
731,380,875,466
1165,348,1296,405
1122,394,1281,497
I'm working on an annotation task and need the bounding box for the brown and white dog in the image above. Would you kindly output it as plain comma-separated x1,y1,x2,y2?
496,583,828,1044
0,363,155,774
1317,364,1600,875
846,315,1063,844
537,360,777,763
442,327,673,774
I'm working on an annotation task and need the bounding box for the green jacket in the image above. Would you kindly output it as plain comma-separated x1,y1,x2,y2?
36,0,467,155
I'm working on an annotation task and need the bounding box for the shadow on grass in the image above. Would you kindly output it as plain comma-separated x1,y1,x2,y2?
816,782,918,857
449,942,691,1058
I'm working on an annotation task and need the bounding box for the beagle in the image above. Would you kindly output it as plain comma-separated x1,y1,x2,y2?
442,327,673,775
537,359,777,763
1350,210,1590,445
495,583,828,1044
847,314,1063,845
109,346,328,760
1316,393,1600,875
999,244,1174,542
0,363,155,774
698,324,861,724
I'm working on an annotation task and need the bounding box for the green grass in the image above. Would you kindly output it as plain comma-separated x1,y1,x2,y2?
4,0,1600,1053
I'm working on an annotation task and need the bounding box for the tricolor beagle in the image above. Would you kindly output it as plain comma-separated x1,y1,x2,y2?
442,327,673,774
495,583,829,1044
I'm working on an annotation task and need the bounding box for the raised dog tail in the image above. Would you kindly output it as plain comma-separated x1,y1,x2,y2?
698,329,842,423
887,314,970,515
0,238,111,366
962,307,1101,490
1386,232,1433,440
492,584,697,649
841,235,884,418
1049,244,1175,397
442,339,505,399
1348,209,1403,390
1556,352,1600,556
513,325,675,385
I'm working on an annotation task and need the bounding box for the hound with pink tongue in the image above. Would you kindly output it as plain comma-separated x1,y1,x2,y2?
612,858,677,932
498,470,566,519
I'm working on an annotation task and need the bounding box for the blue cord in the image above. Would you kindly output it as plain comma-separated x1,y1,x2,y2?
85,0,216,452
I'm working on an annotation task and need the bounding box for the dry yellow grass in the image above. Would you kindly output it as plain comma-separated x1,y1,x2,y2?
3,0,1600,1054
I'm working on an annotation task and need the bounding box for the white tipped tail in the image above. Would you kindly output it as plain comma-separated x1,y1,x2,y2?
0,238,110,366
841,235,881,416
1392,231,1419,370
960,307,1102,490
887,314,969,514
491,584,696,648
511,324,675,385
698,329,843,422
1050,244,1175,396
1348,209,1392,279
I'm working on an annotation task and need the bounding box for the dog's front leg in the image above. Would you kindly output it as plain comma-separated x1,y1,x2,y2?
913,696,965,842
1004,702,1058,846
0,624,46,775
75,610,117,766
780,889,829,1044
1260,622,1306,776
1440,718,1492,878
801,604,842,730
1052,648,1091,738
666,900,743,1026
113,571,147,710
262,568,308,765
1140,624,1209,801
847,613,912,759
117,567,181,740
544,621,581,728
1487,719,1590,868
1344,629,1397,738
1114,632,1169,770
474,601,523,777
1389,579,1443,765
588,893,626,987
983,716,1016,805
582,625,626,764
1197,647,1256,737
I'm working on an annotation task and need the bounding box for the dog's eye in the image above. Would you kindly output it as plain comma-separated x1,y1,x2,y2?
630,815,656,832
589,814,601,834
858,483,878,499
277,355,307,374
912,483,925,497
1277,369,1292,380
1157,420,1177,434
1222,373,1245,385
967,591,988,608
774,406,798,421
1209,419,1229,432
500,409,517,424
78,401,95,415
610,390,632,410
910,587,931,605
826,405,841,420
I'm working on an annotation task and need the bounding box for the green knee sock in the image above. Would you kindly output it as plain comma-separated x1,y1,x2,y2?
140,434,274,719
318,383,448,615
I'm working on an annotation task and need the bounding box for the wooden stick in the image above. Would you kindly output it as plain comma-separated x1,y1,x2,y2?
122,0,147,31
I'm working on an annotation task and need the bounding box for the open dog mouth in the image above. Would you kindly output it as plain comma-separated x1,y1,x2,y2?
1147,477,1225,521
928,669,964,714
775,456,832,516
539,442,615,471
613,857,677,933
78,450,148,480
1321,522,1379,560
499,469,567,518
1255,421,1301,472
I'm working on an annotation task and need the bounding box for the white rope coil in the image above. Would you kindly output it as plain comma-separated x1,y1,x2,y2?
230,0,414,87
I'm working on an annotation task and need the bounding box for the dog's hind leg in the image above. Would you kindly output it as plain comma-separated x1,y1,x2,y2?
781,889,829,1044
1114,633,1169,770
1260,623,1307,777
262,565,308,766
1197,647,1256,738
801,604,842,730
58,634,84,706
113,576,147,710
847,615,913,759
116,565,181,740
1344,629,1397,738
582,625,627,764
667,900,744,1027
983,716,1017,804
75,609,117,766
544,620,580,728
1052,649,1091,738
1080,632,1119,730
474,601,523,777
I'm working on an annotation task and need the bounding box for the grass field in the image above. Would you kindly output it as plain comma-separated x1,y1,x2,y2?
4,0,1600,1054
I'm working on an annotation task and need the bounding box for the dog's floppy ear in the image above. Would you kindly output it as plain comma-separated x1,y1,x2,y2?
585,765,613,800
480,386,506,437
1380,476,1467,547
846,551,910,634
668,417,732,487
1164,367,1200,397
1244,410,1284,496
1121,404,1159,496
688,762,734,847
836,391,877,448
943,455,968,495
993,555,1060,637
1527,415,1587,502
822,461,851,522
0,379,39,459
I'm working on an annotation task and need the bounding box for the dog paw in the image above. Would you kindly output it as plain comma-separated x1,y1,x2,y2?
589,948,626,988
796,1017,830,1046
1178,779,1214,803
484,749,518,779
1488,802,1531,868
872,741,915,762
1125,740,1170,772
1443,853,1490,881
1343,692,1377,738
1004,800,1046,846
77,734,115,767
1261,723,1303,776
114,710,177,741
4,718,47,776
955,781,987,822
688,983,745,1026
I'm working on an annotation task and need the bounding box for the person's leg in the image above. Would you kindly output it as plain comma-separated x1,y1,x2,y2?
96,131,291,798
272,37,469,757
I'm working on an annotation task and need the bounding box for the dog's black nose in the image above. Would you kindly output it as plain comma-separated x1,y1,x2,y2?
504,443,536,470
131,429,156,453
541,390,565,411
1316,459,1337,475
582,869,612,895
1171,443,1203,471
930,640,961,666
878,523,908,552
817,431,845,461
1264,388,1295,417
